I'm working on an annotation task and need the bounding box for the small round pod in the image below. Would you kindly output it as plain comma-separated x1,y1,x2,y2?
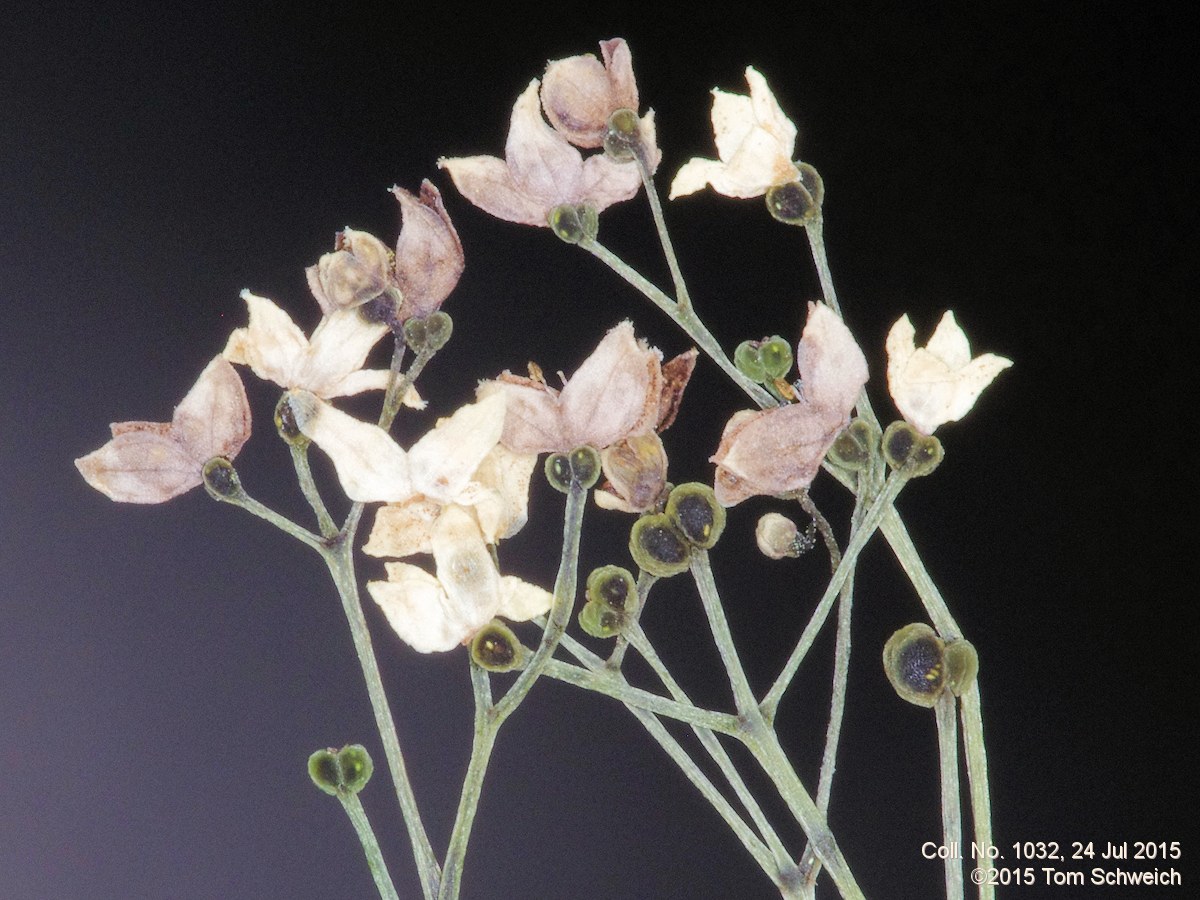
273,393,310,448
757,336,793,381
755,512,802,559
665,482,726,549
629,512,691,577
882,421,944,476
883,623,947,708
307,744,374,796
734,341,767,382
403,311,454,353
470,621,525,672
586,565,637,612
827,418,879,471
545,445,602,493
202,457,244,502
548,203,599,244
943,639,979,697
764,164,825,225
578,599,625,639
603,108,641,162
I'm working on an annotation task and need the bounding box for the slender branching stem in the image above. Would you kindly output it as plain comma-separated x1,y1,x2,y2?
289,442,338,538
631,139,692,311
762,471,909,718
691,549,759,716
550,629,787,890
541,658,740,734
338,792,402,900
492,479,586,725
580,238,776,408
626,623,798,879
960,684,994,900
322,542,440,900
935,692,965,900
437,665,500,900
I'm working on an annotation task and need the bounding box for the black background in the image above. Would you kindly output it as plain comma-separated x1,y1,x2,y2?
2,3,1193,898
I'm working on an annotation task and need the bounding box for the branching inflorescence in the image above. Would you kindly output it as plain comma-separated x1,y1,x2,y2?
77,37,1012,900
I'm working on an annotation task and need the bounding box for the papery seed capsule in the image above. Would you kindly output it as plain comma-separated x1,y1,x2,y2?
758,337,793,380
883,623,946,708
755,512,801,559
579,598,625,638
882,421,944,476
734,341,767,382
273,394,309,448
586,565,636,612
765,181,818,225
548,203,599,244
827,418,878,471
202,457,242,501
307,749,342,796
943,639,979,696
629,513,691,577
420,311,453,352
603,108,641,162
307,744,374,796
568,445,602,490
545,454,573,493
665,483,725,549
471,621,523,672
336,745,374,794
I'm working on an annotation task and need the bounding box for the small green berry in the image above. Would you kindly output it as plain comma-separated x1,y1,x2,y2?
882,421,944,476
202,457,242,501
883,623,946,708
734,341,767,382
586,565,636,612
308,744,374,796
579,599,625,638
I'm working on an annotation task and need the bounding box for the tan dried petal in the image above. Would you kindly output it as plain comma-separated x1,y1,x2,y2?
794,303,869,413
305,228,392,314
886,311,1012,434
558,320,662,449
75,356,251,503
541,37,639,148
597,432,668,513
439,79,642,227
364,497,443,559
392,180,464,319
711,404,841,506
656,348,698,431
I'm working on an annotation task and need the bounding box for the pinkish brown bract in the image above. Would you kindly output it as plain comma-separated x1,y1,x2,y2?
438,80,645,227
479,321,694,455
711,303,867,506
75,356,251,503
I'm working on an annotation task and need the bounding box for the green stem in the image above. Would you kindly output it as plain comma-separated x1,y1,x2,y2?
541,658,740,734
960,684,994,900
935,693,965,900
740,724,865,900
798,571,856,888
691,551,861,896
605,570,656,671
338,793,402,900
690,549,759,716
626,623,798,880
631,139,692,311
551,629,787,891
215,488,324,551
289,442,338,538
762,471,909,718
437,664,500,900
580,238,776,409
880,508,961,639
491,479,586,726
381,345,436,433
323,542,440,900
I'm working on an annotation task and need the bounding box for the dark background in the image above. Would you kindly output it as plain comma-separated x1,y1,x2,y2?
2,3,1192,898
